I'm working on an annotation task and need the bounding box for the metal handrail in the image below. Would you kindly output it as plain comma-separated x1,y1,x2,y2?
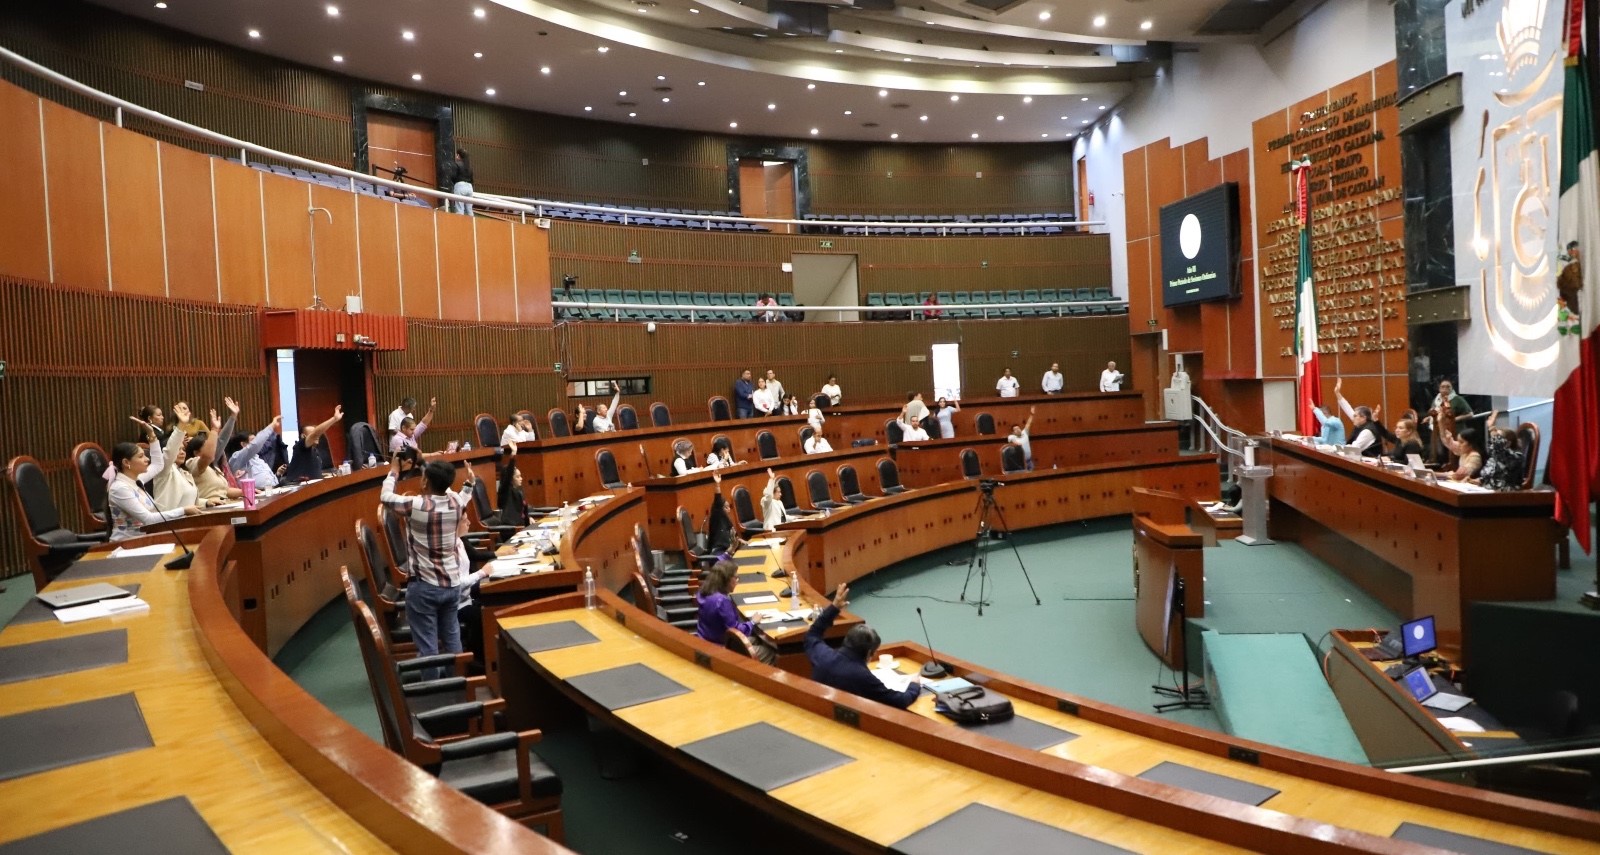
1387,744,1600,775
550,298,1127,322
1193,396,1247,441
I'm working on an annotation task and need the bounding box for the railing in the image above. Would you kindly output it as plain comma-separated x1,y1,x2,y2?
549,298,1128,322
1191,395,1247,482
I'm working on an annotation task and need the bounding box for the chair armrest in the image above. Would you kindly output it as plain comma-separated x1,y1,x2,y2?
416,700,487,737
396,652,472,676
402,676,470,698
76,532,110,543
437,729,519,761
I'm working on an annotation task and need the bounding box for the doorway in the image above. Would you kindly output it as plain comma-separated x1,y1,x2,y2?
275,350,372,466
738,159,796,233
790,254,859,322
367,110,438,192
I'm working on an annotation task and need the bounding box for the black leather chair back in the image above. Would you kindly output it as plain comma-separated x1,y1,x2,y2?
355,520,398,598
74,443,109,524
838,465,863,498
975,413,996,435
650,402,671,427
615,405,639,431
633,522,657,580
806,470,834,508
347,422,383,467
471,478,497,520
756,430,778,460
731,485,760,528
1517,422,1540,489
799,426,814,445
1000,444,1026,473
885,419,904,445
876,457,903,493
547,408,571,438
708,396,731,422
474,414,499,449
351,598,411,753
960,448,982,479
12,458,63,537
596,449,624,488
777,476,802,513
812,394,830,410
381,509,412,575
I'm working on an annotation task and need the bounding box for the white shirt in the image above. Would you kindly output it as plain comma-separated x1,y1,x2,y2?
806,407,826,432
901,422,929,442
804,436,833,454
501,425,537,445
1336,396,1378,452
388,406,409,432
820,383,842,405
752,387,775,416
996,376,1020,397
1009,430,1033,464
766,378,785,403
590,390,622,432
1099,369,1124,392
1041,371,1064,394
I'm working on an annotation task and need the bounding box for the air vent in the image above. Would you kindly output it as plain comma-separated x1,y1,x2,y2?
891,103,911,109
653,86,673,93
616,101,637,107
861,122,879,128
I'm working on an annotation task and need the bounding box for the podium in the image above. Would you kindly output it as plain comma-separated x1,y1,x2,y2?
1235,464,1274,546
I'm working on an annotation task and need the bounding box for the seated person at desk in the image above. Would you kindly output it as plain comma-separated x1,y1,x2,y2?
1311,404,1347,446
151,419,206,512
1378,415,1424,464
1332,379,1382,458
1475,411,1525,492
1442,425,1485,481
695,559,778,664
899,416,929,442
189,400,242,503
108,420,203,540
705,436,744,470
390,397,436,454
671,439,699,476
705,475,743,557
1007,407,1036,469
805,584,921,709
759,468,785,529
501,412,538,445
227,415,285,489
284,405,344,481
804,429,834,455
589,382,622,433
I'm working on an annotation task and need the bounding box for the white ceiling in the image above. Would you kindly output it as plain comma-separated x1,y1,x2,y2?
86,0,1294,143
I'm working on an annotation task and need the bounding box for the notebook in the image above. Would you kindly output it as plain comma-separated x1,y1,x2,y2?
36,582,136,610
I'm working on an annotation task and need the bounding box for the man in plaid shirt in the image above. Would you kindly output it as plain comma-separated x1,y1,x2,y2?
381,456,478,665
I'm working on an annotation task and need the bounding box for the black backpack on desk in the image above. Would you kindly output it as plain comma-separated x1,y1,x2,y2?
935,686,1014,724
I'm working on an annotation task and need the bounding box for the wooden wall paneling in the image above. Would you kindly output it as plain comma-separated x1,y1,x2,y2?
513,221,553,324
355,195,401,316
102,125,166,296
262,174,314,309
212,160,268,305
475,218,517,322
0,81,51,282
1252,107,1294,379
395,203,440,319
306,185,359,310
1222,149,1257,378
41,100,109,291
159,142,220,303
435,214,480,321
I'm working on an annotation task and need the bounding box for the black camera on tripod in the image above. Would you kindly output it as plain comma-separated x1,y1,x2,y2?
977,478,1005,494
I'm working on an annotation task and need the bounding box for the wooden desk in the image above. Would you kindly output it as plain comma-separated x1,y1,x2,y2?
1262,439,1558,658
1131,489,1209,670
894,422,1181,487
782,454,1221,595
821,391,1147,446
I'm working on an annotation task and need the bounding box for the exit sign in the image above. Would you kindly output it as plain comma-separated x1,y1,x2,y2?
820,240,834,248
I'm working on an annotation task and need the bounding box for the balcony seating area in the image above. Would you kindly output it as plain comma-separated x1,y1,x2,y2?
554,289,796,322
803,212,1072,236
552,288,1125,322
867,288,1123,319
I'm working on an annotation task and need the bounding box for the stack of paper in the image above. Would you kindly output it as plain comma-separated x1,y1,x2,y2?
871,668,914,693
109,544,172,558
754,608,812,624
739,594,779,605
746,537,787,547
55,596,150,623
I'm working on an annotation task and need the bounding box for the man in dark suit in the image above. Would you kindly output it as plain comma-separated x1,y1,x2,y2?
804,584,920,709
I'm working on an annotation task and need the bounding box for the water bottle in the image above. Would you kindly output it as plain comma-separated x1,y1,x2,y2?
462,440,472,451
239,477,257,510
584,566,596,609
790,575,801,610
366,453,377,469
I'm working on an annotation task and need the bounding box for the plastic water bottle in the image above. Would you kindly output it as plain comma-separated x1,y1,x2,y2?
790,575,801,610
366,453,377,469
462,441,472,451
584,566,596,609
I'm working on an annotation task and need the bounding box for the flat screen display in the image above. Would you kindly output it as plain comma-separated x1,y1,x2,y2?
1159,182,1241,307
1400,614,1437,658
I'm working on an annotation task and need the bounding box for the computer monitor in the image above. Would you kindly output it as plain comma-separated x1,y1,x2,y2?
1401,666,1438,703
1400,614,1437,658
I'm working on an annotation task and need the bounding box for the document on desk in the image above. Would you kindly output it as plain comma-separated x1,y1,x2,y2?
108,544,173,558
1438,716,1485,733
746,537,787,548
871,667,914,693
740,594,779,605
54,596,150,624
1435,480,1489,493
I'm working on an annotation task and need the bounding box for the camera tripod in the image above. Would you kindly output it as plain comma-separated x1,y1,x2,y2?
959,482,1041,616
1153,576,1210,712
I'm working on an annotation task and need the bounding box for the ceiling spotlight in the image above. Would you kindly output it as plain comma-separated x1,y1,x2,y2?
919,115,928,121
834,48,844,53
661,97,670,102
970,132,979,138
767,103,776,110
1098,105,1106,109
401,29,414,40
473,51,483,58
619,90,627,96
1081,119,1090,124
878,89,888,97
628,112,637,117
411,73,422,81
844,110,853,115
729,121,738,128
584,106,593,111
332,54,344,62
597,45,610,52
996,115,1004,121
1092,14,1106,27
697,81,706,86
903,58,912,62
485,87,496,96
950,94,959,102
890,133,899,139
657,75,666,80
1037,10,1050,20
1041,133,1049,138
1060,116,1068,119
1080,96,1089,101
325,5,339,17
1140,19,1152,30
474,7,486,17
807,83,816,90
1022,96,1032,104
153,2,166,7
247,28,261,38
541,66,551,74
810,128,819,135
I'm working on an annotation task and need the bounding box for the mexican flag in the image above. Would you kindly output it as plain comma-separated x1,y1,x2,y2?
1552,0,1600,553
1292,158,1322,437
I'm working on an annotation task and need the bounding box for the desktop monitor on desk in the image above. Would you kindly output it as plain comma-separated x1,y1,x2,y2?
1401,614,1437,659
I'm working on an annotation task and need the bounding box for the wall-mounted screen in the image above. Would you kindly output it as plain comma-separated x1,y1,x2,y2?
1159,182,1241,308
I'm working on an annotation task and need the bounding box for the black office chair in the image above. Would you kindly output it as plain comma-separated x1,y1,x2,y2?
884,419,904,445
677,506,718,570
775,476,819,518
812,394,830,410
650,402,672,427
470,479,524,542
876,457,908,495
354,521,412,652
805,470,843,511
629,570,697,631
635,522,691,586
799,426,814,446
6,455,108,586
1000,444,1026,474
960,448,982,480
975,413,996,436
836,465,869,504
595,449,625,489
756,430,779,461
1517,422,1540,490
474,413,499,449
615,404,639,431
71,441,110,527
730,486,766,535
708,396,732,422
348,421,385,467
547,408,571,438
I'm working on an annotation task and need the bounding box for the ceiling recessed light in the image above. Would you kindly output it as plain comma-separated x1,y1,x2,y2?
628,112,637,117
767,103,776,110
891,133,899,139
919,115,928,121
411,73,422,81
810,128,819,135
637,6,647,11
1092,14,1106,27
950,94,959,102
1139,19,1152,30
1081,119,1090,124
834,48,844,53
697,81,706,86
1080,96,1089,102
1022,96,1032,104
729,121,738,128
1060,116,1068,120
970,133,979,138
996,115,1004,121
473,51,483,58
807,83,816,90
657,75,666,80
332,54,344,62
153,2,166,8
326,5,339,17
485,87,496,96
597,45,609,53
878,89,889,96
903,57,912,62
474,7,486,17
690,6,699,11
247,28,261,38
1037,10,1050,20
1098,105,1106,109
541,66,551,74
1041,133,1049,138
844,110,852,115
584,106,593,111
401,29,414,40
661,97,670,103
619,90,627,96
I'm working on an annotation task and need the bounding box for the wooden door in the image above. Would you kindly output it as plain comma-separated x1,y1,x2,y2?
738,159,796,233
367,111,438,191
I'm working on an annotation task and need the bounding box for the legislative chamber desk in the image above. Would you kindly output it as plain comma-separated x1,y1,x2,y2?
1131,487,1239,669
1261,439,1558,659
893,422,1180,487
492,588,1600,854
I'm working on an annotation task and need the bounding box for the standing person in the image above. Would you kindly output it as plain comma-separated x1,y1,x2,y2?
804,584,920,709
764,369,786,405
589,382,622,432
1423,379,1474,461
934,397,960,439
902,391,929,426
995,369,1020,398
1008,407,1036,470
387,397,416,442
733,370,756,419
284,405,344,481
447,148,474,216
752,378,776,418
1041,362,1064,395
485,449,530,528
820,375,843,406
380,457,477,674
390,398,437,454
1098,361,1124,392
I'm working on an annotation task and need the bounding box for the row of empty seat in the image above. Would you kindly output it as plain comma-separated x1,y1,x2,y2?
555,289,796,322
246,161,438,209
867,288,1123,319
803,212,1073,237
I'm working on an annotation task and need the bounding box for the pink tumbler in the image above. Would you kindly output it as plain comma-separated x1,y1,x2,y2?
240,477,257,510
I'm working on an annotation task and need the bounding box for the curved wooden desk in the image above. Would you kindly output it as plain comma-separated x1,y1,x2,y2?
893,422,1180,486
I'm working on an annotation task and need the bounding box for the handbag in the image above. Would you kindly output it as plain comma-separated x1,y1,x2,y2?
934,686,1014,723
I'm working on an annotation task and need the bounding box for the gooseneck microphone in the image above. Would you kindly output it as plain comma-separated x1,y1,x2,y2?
916,607,949,679
164,522,195,570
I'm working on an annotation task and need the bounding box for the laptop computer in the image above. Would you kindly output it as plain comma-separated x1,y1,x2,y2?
1401,666,1473,712
35,581,135,610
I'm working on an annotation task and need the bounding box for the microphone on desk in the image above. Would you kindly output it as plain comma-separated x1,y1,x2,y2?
916,607,949,679
164,519,195,570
